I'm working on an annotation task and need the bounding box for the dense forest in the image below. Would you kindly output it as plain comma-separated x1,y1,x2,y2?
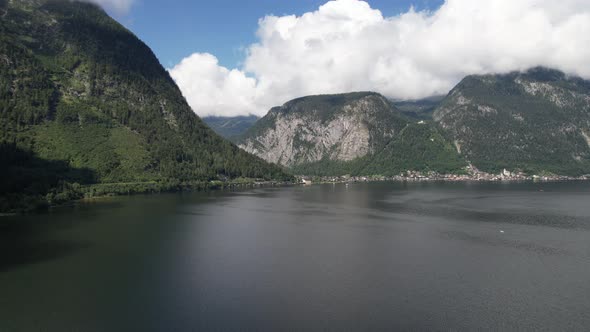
289,123,466,177
0,0,291,212
434,68,590,175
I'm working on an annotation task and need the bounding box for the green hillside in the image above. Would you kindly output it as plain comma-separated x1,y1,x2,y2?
239,92,466,176
361,123,466,176
0,0,291,212
434,68,590,175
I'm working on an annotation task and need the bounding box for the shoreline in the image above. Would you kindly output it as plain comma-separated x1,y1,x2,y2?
0,179,295,216
3,174,589,215
75,179,296,205
299,173,590,185
81,180,294,200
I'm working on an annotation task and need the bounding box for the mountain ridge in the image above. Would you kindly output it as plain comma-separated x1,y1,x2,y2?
238,67,590,177
238,92,465,175
0,0,291,212
434,67,590,175
238,92,407,167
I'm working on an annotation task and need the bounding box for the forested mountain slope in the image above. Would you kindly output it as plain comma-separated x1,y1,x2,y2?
434,68,590,175
0,0,290,211
238,92,465,176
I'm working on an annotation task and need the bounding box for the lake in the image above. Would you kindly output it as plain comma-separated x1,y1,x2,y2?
1,181,590,331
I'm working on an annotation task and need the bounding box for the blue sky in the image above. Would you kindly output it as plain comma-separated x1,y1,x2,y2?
113,0,444,68
101,0,590,117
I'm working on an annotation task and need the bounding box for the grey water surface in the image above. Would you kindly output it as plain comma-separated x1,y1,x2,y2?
1,181,590,331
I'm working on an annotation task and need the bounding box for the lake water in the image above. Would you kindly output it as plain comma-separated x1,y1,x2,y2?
1,181,590,331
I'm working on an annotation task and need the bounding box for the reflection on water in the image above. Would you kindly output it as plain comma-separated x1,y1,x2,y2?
1,181,590,331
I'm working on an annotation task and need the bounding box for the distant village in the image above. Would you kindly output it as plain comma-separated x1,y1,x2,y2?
297,165,590,185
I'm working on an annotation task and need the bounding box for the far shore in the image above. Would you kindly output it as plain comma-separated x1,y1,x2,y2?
3,173,588,216
0,179,295,216
297,171,590,185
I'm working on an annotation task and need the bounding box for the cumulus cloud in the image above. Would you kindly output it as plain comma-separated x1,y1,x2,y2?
169,53,260,117
172,0,590,117
82,0,134,14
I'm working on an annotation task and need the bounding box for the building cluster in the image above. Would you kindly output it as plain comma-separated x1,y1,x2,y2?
297,166,590,184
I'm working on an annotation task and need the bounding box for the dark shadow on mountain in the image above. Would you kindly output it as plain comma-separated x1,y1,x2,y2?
0,142,97,213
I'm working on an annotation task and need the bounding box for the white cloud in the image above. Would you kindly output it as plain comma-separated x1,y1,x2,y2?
82,0,134,14
172,0,590,117
168,53,260,117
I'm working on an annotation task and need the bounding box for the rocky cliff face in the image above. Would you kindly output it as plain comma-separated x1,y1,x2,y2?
434,68,590,174
238,68,590,176
238,92,406,167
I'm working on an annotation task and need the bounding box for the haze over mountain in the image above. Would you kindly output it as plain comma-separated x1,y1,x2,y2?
393,95,445,121
203,115,259,139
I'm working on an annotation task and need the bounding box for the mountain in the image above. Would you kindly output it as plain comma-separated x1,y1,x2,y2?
0,0,291,212
360,122,466,176
203,115,259,139
236,68,590,178
238,92,465,175
238,92,406,167
434,67,590,175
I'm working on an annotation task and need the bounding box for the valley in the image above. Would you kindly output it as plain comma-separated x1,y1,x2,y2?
2,0,590,214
